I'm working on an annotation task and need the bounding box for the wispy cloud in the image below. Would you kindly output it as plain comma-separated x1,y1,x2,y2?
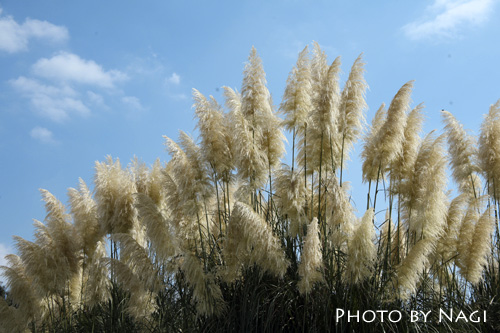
33,52,127,88
167,92,188,101
165,72,187,100
10,76,89,122
403,0,497,40
126,55,186,101
122,95,144,111
30,126,57,144
0,7,68,53
167,72,181,85
87,91,105,106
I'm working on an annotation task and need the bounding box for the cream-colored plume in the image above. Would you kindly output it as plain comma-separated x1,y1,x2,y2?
280,45,313,134
163,134,212,218
273,164,307,237
402,133,447,243
181,251,225,316
302,56,342,173
194,89,234,179
464,206,494,284
338,54,368,166
135,193,177,263
372,81,413,180
455,196,483,273
224,202,289,280
0,254,42,327
83,241,110,308
391,103,425,187
346,208,376,284
435,194,467,264
68,178,102,259
441,110,481,197
325,177,355,249
112,233,159,292
298,218,323,294
94,156,137,235
395,238,435,299
241,47,274,131
361,103,387,182
105,258,156,320
479,100,500,201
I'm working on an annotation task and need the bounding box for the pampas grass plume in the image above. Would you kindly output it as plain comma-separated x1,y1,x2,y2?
346,208,376,284
280,46,313,133
94,156,137,235
361,103,387,182
224,202,289,280
273,164,307,237
374,81,413,175
194,89,233,178
181,252,225,316
68,178,102,258
479,99,500,200
465,205,494,284
395,238,434,299
83,241,110,307
391,103,425,184
298,218,323,294
442,110,481,196
338,54,368,159
135,193,177,263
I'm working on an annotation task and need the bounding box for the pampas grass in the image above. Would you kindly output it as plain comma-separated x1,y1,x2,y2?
442,110,482,197
94,156,137,235
224,202,289,280
1,43,499,333
68,179,102,259
374,81,413,179
466,206,494,284
346,209,376,284
280,46,313,135
273,164,307,237
362,103,387,182
298,218,323,294
338,53,368,167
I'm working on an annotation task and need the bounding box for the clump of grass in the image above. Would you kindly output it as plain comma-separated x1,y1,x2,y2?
1,43,499,333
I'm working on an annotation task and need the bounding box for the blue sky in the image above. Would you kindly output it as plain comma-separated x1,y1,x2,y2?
1,0,499,275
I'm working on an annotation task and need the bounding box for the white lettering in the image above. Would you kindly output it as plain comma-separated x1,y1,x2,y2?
376,310,387,322
469,310,480,323
388,310,402,323
348,311,360,323
439,309,453,322
455,310,467,322
362,310,376,323
336,309,344,322
421,310,431,322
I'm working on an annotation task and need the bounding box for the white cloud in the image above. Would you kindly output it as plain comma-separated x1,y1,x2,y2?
403,0,497,40
30,126,56,144
168,93,187,100
122,96,144,110
87,90,107,108
33,52,128,88
0,9,68,53
11,75,77,97
164,72,187,100
10,76,90,122
167,72,181,85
